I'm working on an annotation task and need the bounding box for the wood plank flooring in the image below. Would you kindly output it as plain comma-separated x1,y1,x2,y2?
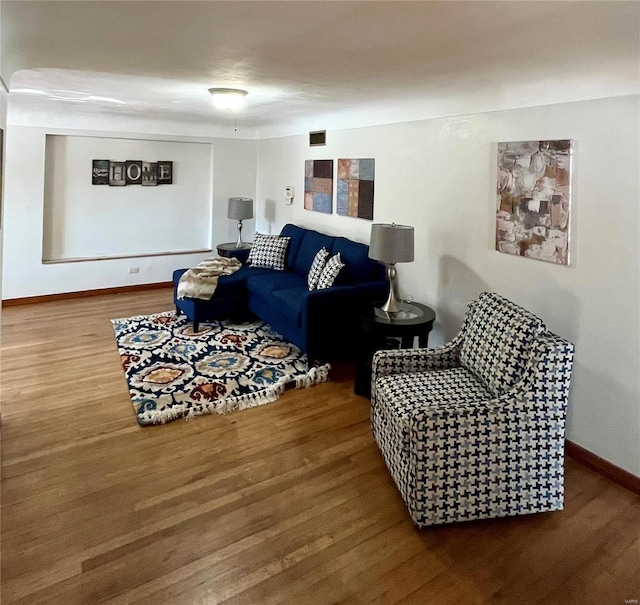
1,289,638,604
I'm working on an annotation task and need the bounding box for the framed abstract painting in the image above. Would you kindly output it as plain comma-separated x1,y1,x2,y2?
496,140,573,265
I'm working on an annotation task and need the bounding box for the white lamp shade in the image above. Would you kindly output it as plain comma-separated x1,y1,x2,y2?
368,223,415,264
228,197,253,220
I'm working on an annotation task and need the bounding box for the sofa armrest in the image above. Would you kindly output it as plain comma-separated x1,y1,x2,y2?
172,268,188,285
302,281,388,359
306,281,388,308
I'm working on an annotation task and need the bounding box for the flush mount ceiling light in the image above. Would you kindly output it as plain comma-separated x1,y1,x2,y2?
208,88,248,111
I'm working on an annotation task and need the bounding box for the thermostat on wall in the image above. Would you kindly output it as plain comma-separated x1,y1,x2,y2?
285,186,295,204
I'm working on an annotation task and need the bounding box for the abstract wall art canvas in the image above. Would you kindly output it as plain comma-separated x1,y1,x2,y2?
304,159,333,214
337,158,375,220
496,140,572,265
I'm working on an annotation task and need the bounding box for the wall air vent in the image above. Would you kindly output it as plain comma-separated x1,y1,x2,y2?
309,130,327,147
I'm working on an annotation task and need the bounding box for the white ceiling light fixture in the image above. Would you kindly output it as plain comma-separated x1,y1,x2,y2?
208,87,248,111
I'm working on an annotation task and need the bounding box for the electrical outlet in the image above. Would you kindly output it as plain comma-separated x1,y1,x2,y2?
128,267,139,274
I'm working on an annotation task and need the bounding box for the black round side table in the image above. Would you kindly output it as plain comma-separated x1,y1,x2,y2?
217,242,252,263
354,301,436,398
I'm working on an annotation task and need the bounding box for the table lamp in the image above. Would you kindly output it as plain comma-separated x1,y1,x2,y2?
368,223,415,314
227,197,253,248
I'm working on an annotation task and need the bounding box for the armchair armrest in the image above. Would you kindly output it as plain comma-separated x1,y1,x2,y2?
371,332,464,380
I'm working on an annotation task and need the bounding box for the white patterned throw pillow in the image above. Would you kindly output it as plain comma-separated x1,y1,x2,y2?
247,233,291,271
307,247,330,291
316,252,345,289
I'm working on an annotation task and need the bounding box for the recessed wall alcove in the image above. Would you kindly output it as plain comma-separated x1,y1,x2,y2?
42,134,214,262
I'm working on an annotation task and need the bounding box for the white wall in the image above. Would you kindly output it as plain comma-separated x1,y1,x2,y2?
0,5,7,424
256,95,640,477
0,86,6,273
0,0,6,296
2,127,257,298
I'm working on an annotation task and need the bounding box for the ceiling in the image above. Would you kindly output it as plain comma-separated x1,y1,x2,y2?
2,1,639,138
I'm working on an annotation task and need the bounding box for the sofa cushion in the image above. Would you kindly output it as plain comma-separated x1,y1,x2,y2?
317,252,345,290
331,237,380,283
459,292,545,396
270,287,310,325
245,270,307,297
293,231,336,276
307,247,330,291
280,224,308,270
247,233,291,270
209,265,261,298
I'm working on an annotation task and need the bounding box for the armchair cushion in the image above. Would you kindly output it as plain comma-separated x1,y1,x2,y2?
459,291,544,396
376,366,491,422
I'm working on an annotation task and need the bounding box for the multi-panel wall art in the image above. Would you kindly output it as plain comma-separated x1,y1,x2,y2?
337,158,375,220
304,159,333,213
496,140,572,265
304,158,375,219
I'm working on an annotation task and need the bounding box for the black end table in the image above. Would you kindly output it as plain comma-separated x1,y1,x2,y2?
354,301,436,398
217,242,252,263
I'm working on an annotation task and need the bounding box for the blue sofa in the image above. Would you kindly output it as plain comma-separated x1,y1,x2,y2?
173,224,388,360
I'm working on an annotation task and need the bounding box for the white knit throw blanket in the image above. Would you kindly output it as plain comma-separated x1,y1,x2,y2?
176,256,242,300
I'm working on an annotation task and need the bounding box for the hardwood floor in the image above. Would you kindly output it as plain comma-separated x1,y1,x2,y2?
1,289,638,604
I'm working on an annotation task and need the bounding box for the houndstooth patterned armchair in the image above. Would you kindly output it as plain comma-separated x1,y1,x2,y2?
371,291,575,527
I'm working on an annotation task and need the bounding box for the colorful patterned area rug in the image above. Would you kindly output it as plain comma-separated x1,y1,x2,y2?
111,311,330,426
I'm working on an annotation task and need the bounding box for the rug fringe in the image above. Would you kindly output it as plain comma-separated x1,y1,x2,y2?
142,362,332,425
295,362,331,388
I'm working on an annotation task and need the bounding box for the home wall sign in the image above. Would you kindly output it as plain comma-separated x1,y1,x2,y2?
92,160,173,186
